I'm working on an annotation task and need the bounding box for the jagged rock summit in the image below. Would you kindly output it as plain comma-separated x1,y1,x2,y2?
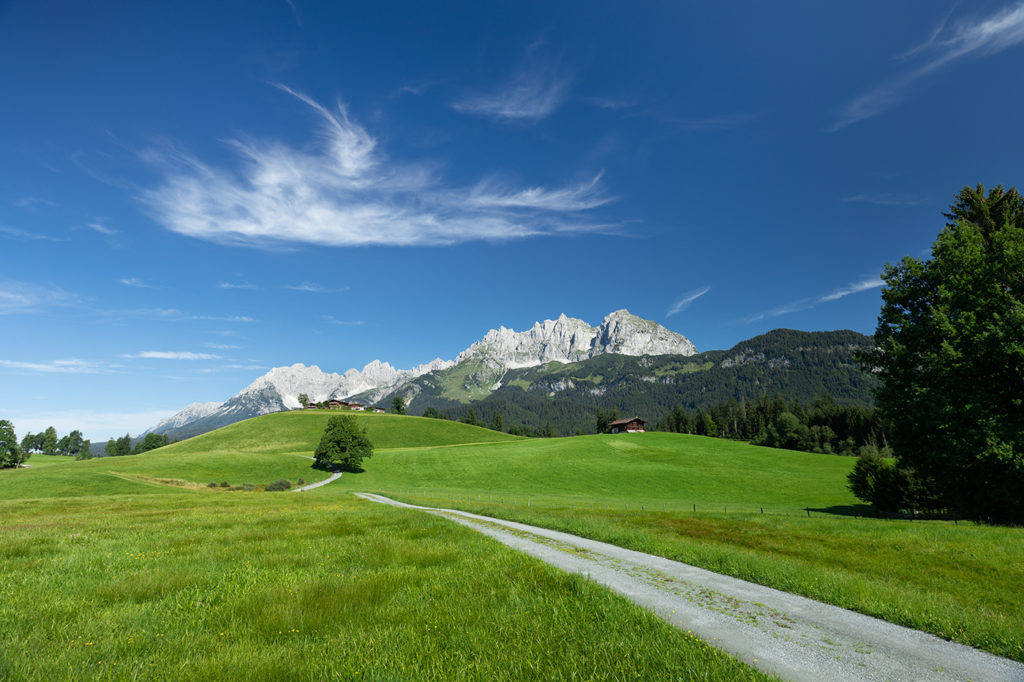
144,310,695,439
458,310,697,369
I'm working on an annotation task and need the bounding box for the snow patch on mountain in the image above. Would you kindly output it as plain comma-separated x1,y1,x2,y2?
145,401,223,434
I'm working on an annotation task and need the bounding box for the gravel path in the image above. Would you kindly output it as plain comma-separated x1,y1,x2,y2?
293,471,342,492
356,492,1024,682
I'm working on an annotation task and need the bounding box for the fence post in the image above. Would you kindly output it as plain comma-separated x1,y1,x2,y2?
805,507,810,518
760,507,763,514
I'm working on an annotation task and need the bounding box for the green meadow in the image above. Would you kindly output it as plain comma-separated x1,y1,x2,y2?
0,493,764,681
2,410,1022,674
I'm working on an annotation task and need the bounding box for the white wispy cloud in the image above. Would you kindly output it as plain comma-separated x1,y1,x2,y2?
819,277,885,302
218,281,259,290
14,196,57,209
120,277,151,288
0,225,64,241
286,282,348,293
207,343,240,350
666,286,711,317
123,351,222,360
132,308,256,323
0,359,103,374
142,85,609,249
744,277,884,322
833,3,1024,130
841,193,924,207
86,222,117,235
452,66,570,120
465,172,612,211
584,97,634,111
0,280,79,314
322,315,365,326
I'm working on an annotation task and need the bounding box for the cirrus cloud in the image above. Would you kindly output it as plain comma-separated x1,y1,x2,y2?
141,85,611,250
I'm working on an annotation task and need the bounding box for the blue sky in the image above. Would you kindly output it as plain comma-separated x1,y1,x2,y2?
3,0,1024,440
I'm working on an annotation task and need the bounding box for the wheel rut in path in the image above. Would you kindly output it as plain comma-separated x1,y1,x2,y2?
355,492,1024,682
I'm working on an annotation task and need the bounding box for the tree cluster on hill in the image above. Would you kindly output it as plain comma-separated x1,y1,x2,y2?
854,184,1024,523
20,426,92,460
102,432,171,457
655,395,888,457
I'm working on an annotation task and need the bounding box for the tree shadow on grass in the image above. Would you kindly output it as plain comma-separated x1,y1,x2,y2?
310,461,365,474
808,504,878,518
809,504,963,522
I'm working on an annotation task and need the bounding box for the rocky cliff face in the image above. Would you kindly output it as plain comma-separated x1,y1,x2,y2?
457,310,697,369
144,310,695,438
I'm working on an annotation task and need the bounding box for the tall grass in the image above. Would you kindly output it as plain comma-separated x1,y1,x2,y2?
376,494,1024,662
0,493,769,680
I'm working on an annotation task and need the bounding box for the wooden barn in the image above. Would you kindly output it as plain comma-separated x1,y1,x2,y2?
608,417,646,434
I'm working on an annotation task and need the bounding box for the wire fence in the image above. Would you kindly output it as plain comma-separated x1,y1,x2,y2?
369,488,964,523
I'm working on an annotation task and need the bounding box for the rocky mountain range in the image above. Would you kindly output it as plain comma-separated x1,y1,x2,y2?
144,310,698,440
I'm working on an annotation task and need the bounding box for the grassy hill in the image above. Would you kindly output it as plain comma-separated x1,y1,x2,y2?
0,412,519,501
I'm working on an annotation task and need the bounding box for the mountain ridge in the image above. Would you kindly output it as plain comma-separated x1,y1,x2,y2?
144,310,697,440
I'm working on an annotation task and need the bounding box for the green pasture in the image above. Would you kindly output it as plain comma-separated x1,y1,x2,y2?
3,411,1022,666
0,492,764,681
337,431,860,513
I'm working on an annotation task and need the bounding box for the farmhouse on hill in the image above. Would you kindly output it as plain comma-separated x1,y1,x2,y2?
608,417,646,434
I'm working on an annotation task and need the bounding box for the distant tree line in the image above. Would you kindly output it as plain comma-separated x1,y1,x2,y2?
104,432,171,457
20,426,92,460
654,394,888,457
421,405,558,438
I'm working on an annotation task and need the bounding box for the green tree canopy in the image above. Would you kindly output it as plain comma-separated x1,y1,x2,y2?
134,432,166,454
314,415,374,471
41,426,58,456
866,184,1024,523
391,395,407,415
115,434,133,457
298,393,310,408
0,420,25,468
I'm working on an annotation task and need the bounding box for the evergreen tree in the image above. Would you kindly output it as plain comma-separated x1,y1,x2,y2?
76,440,93,461
115,433,132,457
105,438,117,457
461,409,478,426
41,427,58,456
490,412,504,432
67,430,84,457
